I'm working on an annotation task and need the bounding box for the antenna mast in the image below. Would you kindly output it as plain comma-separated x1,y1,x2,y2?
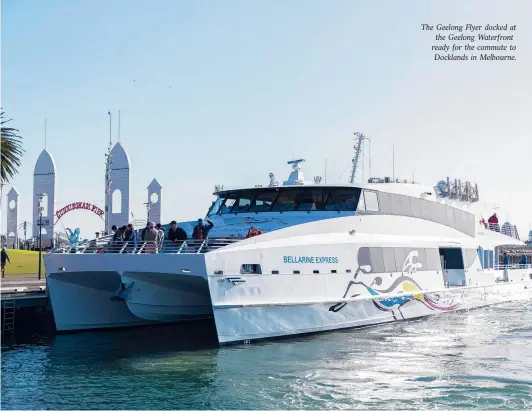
44,119,47,149
349,132,369,184
392,142,395,182
104,111,113,234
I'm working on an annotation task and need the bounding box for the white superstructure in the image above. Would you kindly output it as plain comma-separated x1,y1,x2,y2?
44,160,532,345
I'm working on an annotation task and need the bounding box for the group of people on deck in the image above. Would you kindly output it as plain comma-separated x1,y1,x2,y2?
108,218,215,253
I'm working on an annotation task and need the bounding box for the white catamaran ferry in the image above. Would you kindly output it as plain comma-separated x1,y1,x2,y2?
44,159,532,344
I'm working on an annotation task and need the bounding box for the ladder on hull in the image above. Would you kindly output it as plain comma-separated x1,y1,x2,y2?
2,297,16,336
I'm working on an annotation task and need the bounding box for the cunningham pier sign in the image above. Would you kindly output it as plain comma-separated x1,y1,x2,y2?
55,202,104,220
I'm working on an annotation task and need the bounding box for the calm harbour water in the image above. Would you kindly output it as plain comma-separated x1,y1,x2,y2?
2,302,532,410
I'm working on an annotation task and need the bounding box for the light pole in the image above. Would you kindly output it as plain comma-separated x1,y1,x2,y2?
37,194,44,280
144,202,151,223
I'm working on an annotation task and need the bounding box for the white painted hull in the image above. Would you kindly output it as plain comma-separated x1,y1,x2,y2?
211,280,532,344
47,271,150,331
122,271,213,322
44,253,212,331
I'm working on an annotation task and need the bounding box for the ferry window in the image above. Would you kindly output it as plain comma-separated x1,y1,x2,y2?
478,248,484,269
272,190,299,212
382,247,397,272
220,191,255,214
445,206,456,229
425,248,441,271
388,194,400,216
393,247,406,272
421,200,433,221
369,247,385,273
297,191,317,211
327,188,361,211
207,196,223,216
250,191,277,212
364,191,379,212
463,249,477,269
378,192,392,214
241,264,262,274
395,248,426,272
410,198,423,218
233,197,252,213
416,248,428,271
455,209,474,236
397,195,412,217
483,250,490,269
357,194,366,211
298,189,329,211
220,198,237,214
433,202,447,225
488,250,494,269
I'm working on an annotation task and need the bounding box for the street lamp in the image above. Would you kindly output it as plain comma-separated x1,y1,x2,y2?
37,193,44,280
144,202,151,223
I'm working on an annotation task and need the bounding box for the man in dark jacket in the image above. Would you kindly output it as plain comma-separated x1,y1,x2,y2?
168,221,187,250
168,221,187,242
124,224,137,253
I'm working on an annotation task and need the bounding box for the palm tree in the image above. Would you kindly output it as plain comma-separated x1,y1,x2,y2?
1,111,24,189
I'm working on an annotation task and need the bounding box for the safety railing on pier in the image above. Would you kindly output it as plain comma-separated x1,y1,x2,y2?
51,237,242,255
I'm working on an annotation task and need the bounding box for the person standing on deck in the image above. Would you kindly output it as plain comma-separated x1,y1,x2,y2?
124,224,137,253
519,254,528,267
155,223,165,249
1,247,11,278
503,252,510,281
488,213,499,232
143,222,159,254
192,218,214,241
168,221,187,251
140,223,149,242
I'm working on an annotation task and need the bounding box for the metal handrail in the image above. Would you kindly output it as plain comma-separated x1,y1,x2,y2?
486,222,520,239
50,237,242,254
494,263,532,270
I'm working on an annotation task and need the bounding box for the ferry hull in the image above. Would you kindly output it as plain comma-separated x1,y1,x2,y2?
47,271,149,331
44,253,211,331
122,271,213,322
211,280,532,344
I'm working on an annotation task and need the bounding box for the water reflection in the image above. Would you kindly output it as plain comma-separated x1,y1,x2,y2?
2,303,532,410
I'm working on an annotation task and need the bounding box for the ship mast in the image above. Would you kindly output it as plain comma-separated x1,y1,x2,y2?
104,111,113,234
349,132,369,184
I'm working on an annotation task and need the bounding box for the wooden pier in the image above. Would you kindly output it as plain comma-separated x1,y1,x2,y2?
1,275,55,339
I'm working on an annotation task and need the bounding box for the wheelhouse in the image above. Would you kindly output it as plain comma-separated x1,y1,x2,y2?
207,186,366,216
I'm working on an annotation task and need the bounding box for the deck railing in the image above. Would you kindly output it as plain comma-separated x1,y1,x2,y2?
51,237,241,255
494,263,532,271
486,222,520,239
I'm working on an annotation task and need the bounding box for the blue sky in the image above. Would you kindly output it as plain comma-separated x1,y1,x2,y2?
2,0,531,238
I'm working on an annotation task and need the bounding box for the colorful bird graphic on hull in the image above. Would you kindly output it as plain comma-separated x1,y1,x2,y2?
329,249,462,315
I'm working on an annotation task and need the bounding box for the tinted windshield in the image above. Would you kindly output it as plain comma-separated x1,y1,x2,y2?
212,187,362,214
